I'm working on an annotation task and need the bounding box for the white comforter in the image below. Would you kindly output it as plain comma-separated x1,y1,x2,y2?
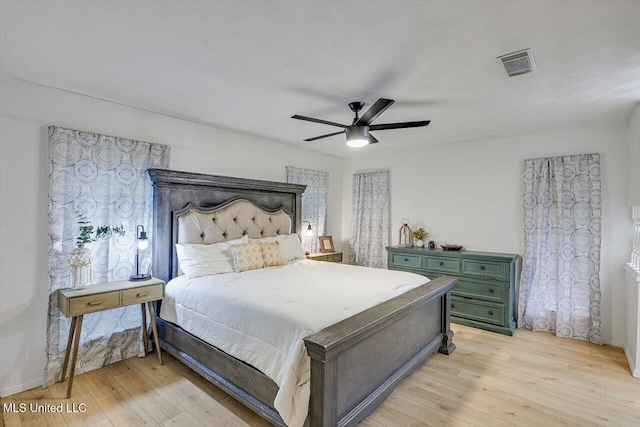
160,259,428,427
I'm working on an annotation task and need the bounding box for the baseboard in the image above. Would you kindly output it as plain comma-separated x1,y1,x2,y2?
622,343,640,379
602,338,624,348
1,378,43,398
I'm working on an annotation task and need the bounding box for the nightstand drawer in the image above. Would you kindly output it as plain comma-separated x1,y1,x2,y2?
390,253,421,269
122,283,164,305
424,256,460,274
462,259,508,280
68,292,120,316
452,278,503,303
450,297,504,325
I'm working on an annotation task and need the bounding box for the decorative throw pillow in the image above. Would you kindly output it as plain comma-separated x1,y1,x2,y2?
250,234,306,262
175,235,248,278
230,242,265,272
259,241,284,267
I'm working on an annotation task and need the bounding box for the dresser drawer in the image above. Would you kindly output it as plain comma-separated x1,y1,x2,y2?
122,283,164,305
450,297,504,325
424,256,460,274
462,259,509,280
390,253,422,269
68,291,120,316
453,278,503,303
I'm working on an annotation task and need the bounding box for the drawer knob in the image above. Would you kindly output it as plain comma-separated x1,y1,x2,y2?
488,310,493,315
489,288,494,293
87,301,102,306
480,265,486,270
451,304,455,309
404,258,409,262
137,293,149,298
439,261,444,266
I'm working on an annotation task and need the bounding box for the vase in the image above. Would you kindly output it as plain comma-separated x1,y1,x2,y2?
68,247,92,288
414,239,424,248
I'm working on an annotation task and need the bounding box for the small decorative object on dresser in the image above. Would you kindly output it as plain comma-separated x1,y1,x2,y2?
387,245,521,335
441,244,464,251
58,277,164,398
398,218,413,247
412,227,429,248
318,235,335,253
306,251,343,263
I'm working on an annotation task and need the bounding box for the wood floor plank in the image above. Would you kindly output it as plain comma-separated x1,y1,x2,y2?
3,325,638,427
159,412,207,427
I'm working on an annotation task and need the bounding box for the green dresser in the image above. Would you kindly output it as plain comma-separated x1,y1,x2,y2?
386,246,521,335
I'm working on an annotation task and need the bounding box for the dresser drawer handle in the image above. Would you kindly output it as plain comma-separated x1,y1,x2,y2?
87,301,102,306
480,265,486,270
439,261,444,266
451,304,455,309
488,310,494,315
488,288,495,293
137,293,149,298
404,258,409,262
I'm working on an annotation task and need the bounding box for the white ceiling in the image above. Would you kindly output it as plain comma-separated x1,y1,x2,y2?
1,1,639,157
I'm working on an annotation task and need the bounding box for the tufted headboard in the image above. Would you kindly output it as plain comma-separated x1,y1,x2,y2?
149,169,306,282
176,199,292,244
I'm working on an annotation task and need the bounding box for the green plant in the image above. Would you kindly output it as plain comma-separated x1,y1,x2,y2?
75,212,125,249
412,227,429,241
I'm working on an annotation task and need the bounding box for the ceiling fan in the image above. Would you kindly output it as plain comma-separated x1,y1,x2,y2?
291,98,430,148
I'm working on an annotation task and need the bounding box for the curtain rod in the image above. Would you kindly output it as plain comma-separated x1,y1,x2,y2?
524,152,599,162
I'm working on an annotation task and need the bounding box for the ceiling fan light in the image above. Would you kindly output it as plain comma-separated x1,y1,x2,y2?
346,125,369,148
346,137,369,148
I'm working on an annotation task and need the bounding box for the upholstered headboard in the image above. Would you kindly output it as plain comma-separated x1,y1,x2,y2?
149,169,306,282
176,199,292,244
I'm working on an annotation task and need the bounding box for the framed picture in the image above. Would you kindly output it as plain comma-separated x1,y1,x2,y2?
318,236,335,253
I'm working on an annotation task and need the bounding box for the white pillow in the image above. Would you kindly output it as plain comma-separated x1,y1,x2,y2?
175,235,249,278
251,234,306,262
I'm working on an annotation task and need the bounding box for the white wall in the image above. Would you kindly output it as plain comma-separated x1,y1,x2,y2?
628,104,640,208
0,76,344,397
342,123,630,346
624,103,640,377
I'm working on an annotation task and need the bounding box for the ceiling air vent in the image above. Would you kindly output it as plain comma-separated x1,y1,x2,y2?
497,48,536,77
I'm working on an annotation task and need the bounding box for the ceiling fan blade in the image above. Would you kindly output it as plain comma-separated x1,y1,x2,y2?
304,130,346,142
369,120,431,131
356,98,395,125
291,115,348,128
369,134,379,144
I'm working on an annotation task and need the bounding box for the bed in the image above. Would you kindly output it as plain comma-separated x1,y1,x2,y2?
149,169,457,427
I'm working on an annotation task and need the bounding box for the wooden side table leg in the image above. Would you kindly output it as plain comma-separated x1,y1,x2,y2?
141,303,149,355
147,302,163,365
66,315,83,398
60,316,77,382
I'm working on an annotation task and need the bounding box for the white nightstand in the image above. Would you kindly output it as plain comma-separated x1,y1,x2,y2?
57,277,165,398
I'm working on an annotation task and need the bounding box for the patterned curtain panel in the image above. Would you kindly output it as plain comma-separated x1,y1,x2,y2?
518,153,602,344
44,126,170,387
349,171,390,268
286,166,329,253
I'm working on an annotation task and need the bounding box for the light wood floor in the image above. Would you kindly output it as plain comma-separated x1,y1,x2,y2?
2,324,638,427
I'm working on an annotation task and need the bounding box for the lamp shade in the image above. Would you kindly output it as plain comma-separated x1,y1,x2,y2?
305,223,314,237
130,225,151,281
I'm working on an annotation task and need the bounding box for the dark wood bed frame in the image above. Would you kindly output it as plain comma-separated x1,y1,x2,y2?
149,169,456,427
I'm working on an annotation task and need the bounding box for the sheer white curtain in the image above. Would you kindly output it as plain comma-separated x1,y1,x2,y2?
44,126,170,387
518,153,602,344
286,166,329,253
349,171,390,268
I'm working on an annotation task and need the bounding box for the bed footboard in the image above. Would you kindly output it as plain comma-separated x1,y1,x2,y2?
303,275,457,427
